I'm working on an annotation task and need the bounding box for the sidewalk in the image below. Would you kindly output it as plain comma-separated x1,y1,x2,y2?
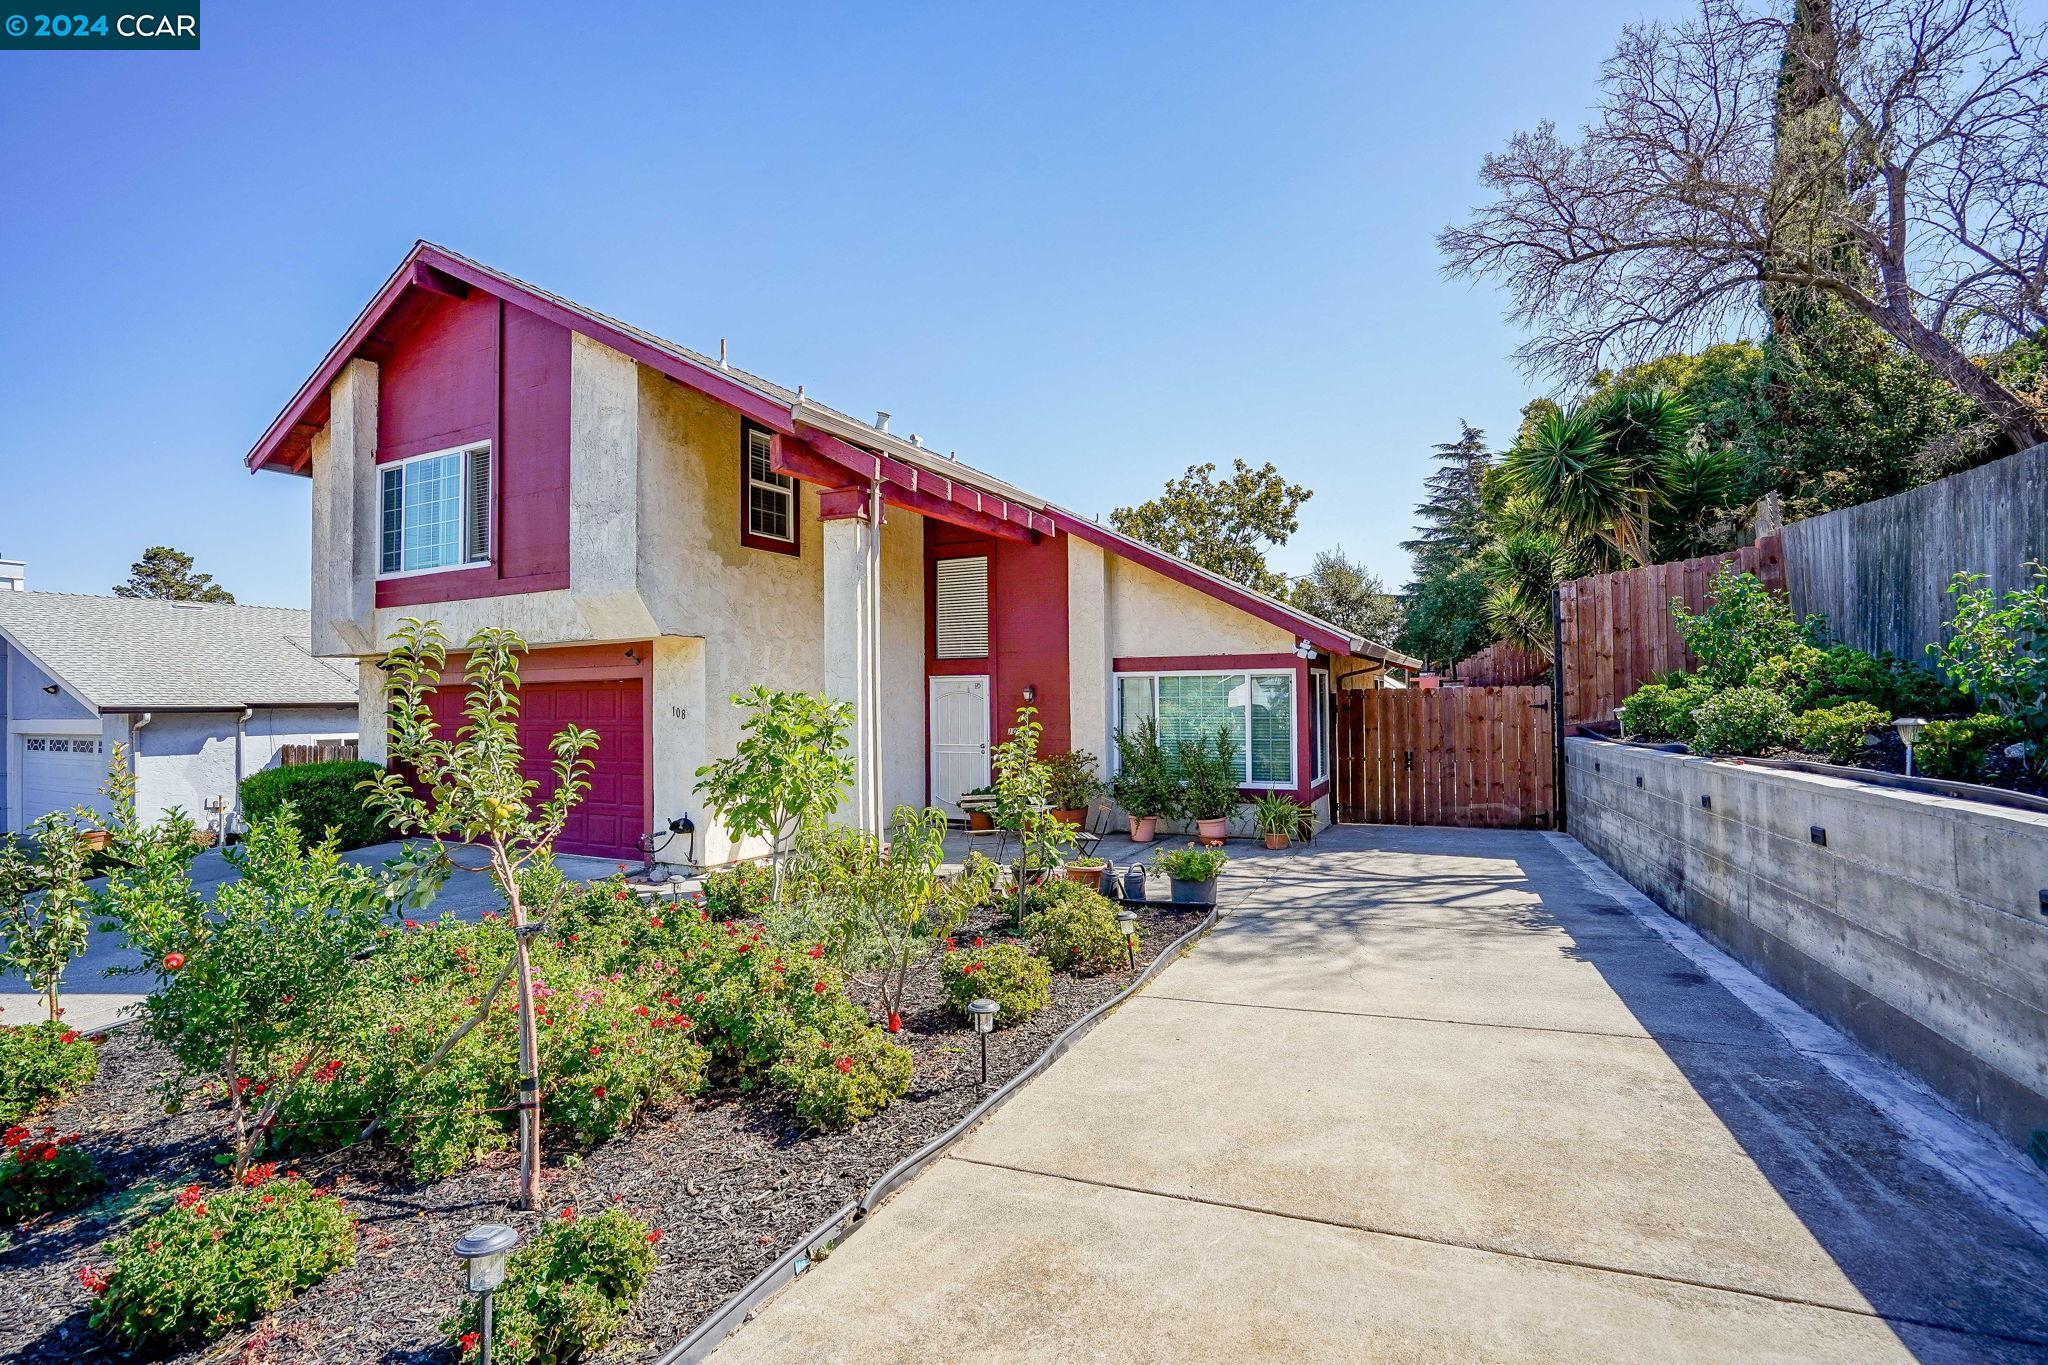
710,825,2048,1364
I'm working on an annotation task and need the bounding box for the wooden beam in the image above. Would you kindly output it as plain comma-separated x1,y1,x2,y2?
407,260,470,299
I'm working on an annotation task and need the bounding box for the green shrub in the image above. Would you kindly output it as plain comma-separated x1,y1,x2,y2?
87,1175,357,1352
1914,713,2024,781
1022,888,1125,975
0,1122,101,1223
1689,687,1793,756
1791,702,1891,763
699,862,773,921
1619,680,1703,743
0,1021,99,1121
769,1025,916,1130
940,943,1051,1025
238,760,389,850
1928,565,2048,773
1153,847,1229,883
1672,568,1818,688
446,1208,654,1365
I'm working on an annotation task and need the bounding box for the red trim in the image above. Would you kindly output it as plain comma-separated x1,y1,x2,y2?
1113,653,1301,673
1111,652,1324,801
738,420,801,556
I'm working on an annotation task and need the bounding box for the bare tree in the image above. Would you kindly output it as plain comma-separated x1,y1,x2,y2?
1441,0,2048,449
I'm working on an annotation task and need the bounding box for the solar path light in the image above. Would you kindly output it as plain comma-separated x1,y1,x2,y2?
454,1223,521,1365
1115,907,1139,971
968,997,999,1085
1894,717,1929,776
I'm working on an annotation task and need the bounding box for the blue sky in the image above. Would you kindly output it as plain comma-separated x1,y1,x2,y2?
0,0,1685,607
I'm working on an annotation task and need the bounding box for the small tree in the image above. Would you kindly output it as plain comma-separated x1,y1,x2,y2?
100,803,385,1181
361,619,598,1210
1110,460,1314,596
695,688,856,904
1928,564,2048,772
1672,567,1820,688
989,707,1076,925
112,545,235,603
797,807,993,1032
0,809,97,1023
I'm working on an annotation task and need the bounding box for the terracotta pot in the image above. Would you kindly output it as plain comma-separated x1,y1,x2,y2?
81,829,111,853
1054,807,1087,828
1263,833,1290,850
968,810,993,831
1195,817,1229,843
1062,864,1106,889
1128,814,1158,843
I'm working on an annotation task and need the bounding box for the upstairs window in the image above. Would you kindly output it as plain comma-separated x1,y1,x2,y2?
934,555,990,658
741,422,799,554
379,443,492,576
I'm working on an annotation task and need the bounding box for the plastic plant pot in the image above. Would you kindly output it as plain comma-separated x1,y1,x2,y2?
1169,876,1217,906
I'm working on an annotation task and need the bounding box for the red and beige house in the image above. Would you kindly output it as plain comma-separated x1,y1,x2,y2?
246,244,1414,863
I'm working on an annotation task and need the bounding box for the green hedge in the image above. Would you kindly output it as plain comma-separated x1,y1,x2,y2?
239,761,389,850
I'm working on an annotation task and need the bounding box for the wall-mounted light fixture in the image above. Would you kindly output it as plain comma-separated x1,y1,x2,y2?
1021,684,1036,703
623,647,641,665
42,683,58,695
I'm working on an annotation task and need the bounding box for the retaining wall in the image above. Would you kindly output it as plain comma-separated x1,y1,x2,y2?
1565,736,2048,1154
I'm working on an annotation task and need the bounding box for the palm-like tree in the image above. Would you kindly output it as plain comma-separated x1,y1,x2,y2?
1501,388,1698,568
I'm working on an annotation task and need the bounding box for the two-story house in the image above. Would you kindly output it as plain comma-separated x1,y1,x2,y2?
246,244,1413,863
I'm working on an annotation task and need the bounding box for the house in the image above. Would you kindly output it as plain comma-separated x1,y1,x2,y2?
0,581,358,835
244,243,1415,863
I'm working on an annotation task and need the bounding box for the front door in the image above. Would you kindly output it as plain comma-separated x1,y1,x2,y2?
928,675,991,819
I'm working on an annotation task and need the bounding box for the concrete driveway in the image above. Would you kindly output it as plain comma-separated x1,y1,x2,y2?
712,826,2048,1364
0,841,625,1032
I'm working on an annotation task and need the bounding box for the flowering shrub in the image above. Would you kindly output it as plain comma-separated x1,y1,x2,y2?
770,1024,917,1130
1022,887,1125,974
1790,701,1891,764
445,1207,655,1365
699,862,773,921
0,1122,100,1223
0,1020,99,1121
940,943,1050,1026
87,1175,357,1352
1689,686,1793,756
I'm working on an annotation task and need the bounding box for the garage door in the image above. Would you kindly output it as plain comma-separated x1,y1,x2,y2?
17,734,105,830
425,678,646,860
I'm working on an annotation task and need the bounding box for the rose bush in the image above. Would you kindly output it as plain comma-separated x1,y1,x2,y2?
0,1020,99,1121
0,1122,100,1223
445,1207,655,1365
940,941,1050,1026
1021,885,1125,975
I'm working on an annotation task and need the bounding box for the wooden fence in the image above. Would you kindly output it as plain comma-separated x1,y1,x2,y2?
1334,686,1555,828
278,740,358,766
1782,440,2048,664
1451,639,1550,686
1557,535,1784,727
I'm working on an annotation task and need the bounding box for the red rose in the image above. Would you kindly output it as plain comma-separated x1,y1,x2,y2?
646,1228,664,1245
835,1056,854,1073
812,981,828,994
592,1085,607,1099
806,944,824,959
559,1206,577,1222
59,1030,79,1044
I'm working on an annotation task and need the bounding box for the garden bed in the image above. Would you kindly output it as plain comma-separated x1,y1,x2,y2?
0,899,1208,1364
1583,723,2048,805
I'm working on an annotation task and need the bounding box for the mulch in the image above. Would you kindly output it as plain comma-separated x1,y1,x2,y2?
0,899,1208,1364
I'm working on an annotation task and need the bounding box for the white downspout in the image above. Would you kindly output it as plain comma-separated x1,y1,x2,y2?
128,711,152,815
232,706,252,840
865,476,885,832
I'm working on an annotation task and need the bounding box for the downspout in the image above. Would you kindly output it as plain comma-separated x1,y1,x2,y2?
232,706,253,841
128,711,152,814
865,475,885,832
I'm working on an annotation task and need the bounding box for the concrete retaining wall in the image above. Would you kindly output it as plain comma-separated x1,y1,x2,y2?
1565,736,2048,1153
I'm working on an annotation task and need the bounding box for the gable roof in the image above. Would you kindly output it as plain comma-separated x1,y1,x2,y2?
0,593,357,711
245,242,1418,667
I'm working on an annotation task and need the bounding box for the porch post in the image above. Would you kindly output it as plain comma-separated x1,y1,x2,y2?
821,487,883,831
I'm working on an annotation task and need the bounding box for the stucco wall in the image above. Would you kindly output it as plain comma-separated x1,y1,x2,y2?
2,644,106,831
1105,554,1296,660
1566,736,2048,1153
126,707,361,832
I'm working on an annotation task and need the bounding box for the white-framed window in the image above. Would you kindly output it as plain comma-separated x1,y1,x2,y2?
742,422,797,550
378,442,492,577
1115,669,1296,788
1310,668,1331,781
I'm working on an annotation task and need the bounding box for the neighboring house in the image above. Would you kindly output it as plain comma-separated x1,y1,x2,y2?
0,583,358,835
245,243,1415,863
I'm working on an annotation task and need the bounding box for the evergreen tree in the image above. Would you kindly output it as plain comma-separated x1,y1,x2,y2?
113,546,235,603
1399,423,1492,583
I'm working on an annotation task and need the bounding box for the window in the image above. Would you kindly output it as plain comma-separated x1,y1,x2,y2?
741,422,798,553
1310,669,1331,780
934,556,990,658
1115,669,1296,787
378,443,492,576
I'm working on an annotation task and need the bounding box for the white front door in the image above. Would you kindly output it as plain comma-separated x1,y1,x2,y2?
928,675,991,819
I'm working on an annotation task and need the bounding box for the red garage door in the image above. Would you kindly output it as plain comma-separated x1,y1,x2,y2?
425,677,647,860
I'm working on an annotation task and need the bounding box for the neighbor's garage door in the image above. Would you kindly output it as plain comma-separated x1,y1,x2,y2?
426,678,646,860
17,734,105,829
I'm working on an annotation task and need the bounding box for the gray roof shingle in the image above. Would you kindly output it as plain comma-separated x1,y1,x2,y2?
0,593,356,710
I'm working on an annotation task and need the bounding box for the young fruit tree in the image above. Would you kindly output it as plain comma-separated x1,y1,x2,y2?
990,706,1077,926
1439,0,2048,450
97,798,386,1182
361,619,599,1210
0,809,97,1023
694,687,857,904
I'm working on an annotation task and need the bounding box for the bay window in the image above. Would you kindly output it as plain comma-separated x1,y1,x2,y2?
1116,669,1296,787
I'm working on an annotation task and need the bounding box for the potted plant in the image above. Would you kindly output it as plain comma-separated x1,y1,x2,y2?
1042,751,1103,828
1174,729,1244,845
1153,846,1228,906
958,785,999,831
1062,853,1108,889
1110,718,1174,842
1251,793,1307,850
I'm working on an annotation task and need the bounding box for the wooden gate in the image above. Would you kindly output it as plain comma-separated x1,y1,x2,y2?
1333,686,1555,828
